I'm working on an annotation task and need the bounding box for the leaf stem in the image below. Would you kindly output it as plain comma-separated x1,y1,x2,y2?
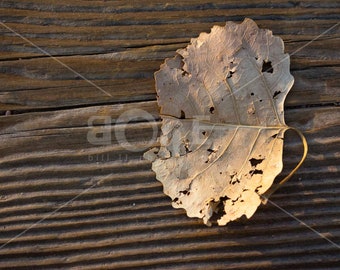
262,126,308,203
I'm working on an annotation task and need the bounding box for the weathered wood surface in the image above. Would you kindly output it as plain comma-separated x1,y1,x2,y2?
0,0,339,269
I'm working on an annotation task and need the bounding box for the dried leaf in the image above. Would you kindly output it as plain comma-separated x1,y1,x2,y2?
145,18,306,226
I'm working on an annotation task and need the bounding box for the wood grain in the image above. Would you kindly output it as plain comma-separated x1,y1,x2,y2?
0,0,339,269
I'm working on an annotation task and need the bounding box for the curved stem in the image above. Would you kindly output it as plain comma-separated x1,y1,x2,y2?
261,126,308,204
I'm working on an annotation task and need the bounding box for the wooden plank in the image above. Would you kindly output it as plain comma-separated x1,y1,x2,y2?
1,0,339,111
0,52,339,111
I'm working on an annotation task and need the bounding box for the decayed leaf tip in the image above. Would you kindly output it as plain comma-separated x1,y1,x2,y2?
144,18,307,226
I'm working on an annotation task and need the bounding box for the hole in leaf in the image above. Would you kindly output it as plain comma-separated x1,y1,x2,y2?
202,131,206,136
232,197,239,203
180,110,186,119
209,107,215,114
250,92,254,96
220,196,230,201
259,99,263,102
230,177,240,185
180,190,190,195
181,70,189,76
262,60,273,73
249,157,264,167
249,169,263,175
273,90,281,98
255,185,262,193
207,148,216,153
226,70,234,79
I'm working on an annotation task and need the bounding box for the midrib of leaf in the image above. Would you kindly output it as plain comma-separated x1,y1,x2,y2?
161,116,288,130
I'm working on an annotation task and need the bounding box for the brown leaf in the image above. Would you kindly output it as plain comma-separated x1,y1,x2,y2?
145,18,297,226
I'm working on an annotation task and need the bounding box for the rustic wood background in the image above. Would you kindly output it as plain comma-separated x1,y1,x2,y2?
0,0,339,269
